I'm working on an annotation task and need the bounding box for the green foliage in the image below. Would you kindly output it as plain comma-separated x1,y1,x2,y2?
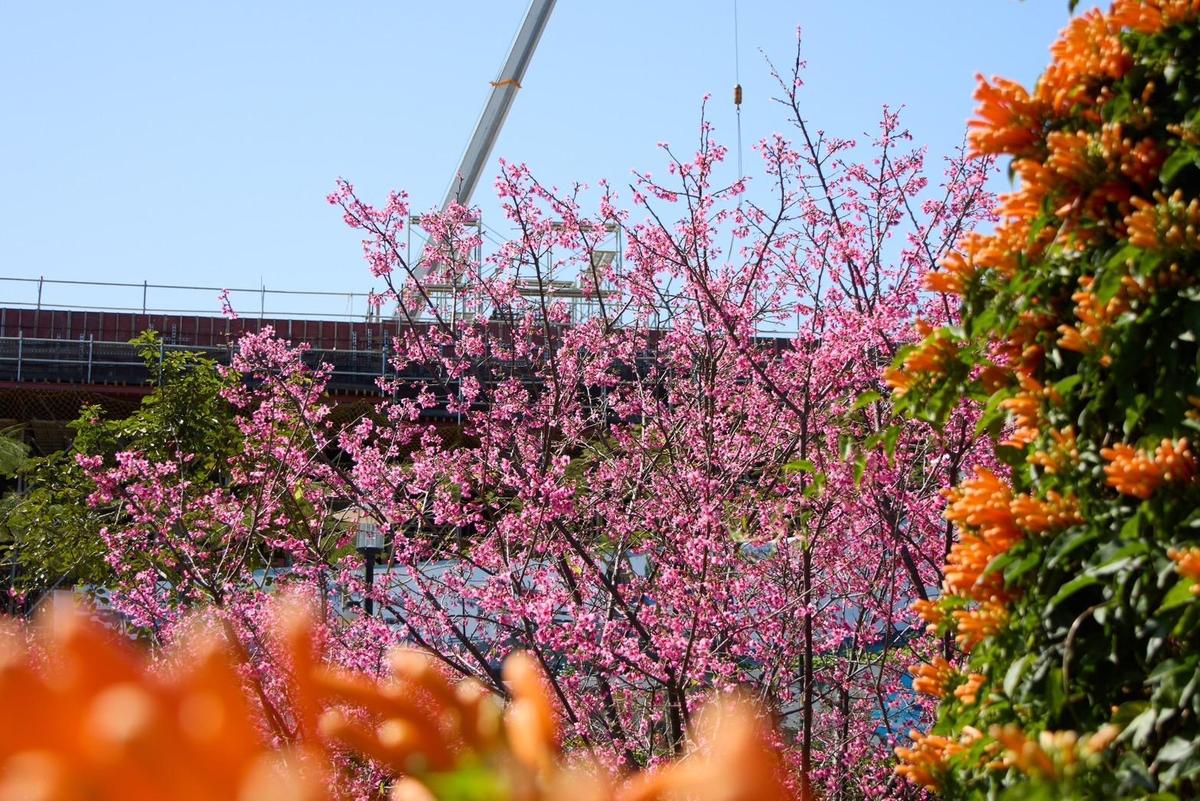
2,332,242,594
0,425,29,479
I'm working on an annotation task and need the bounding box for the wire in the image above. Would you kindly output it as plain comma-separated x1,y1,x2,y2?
733,0,744,185
733,0,741,86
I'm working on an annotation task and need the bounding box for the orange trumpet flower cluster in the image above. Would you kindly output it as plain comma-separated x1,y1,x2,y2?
949,5,1171,306
896,0,1200,791
942,469,1019,603
990,726,1075,779
884,325,959,397
999,392,1043,449
941,468,1081,607
1167,546,1200,594
920,467,1083,657
909,658,988,708
923,250,976,296
968,77,1044,158
1100,437,1197,499
1009,490,1082,534
923,231,1026,296
1125,189,1200,251
989,723,1120,780
0,602,305,801
0,599,795,801
910,657,955,699
1039,127,1161,243
911,598,946,634
1099,124,1164,190
1110,0,1200,33
1056,274,1145,366
1028,426,1080,474
894,731,967,792
951,603,1008,653
1040,10,1130,112
952,674,986,707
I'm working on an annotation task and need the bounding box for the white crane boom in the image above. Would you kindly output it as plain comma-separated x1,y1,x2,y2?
441,0,557,211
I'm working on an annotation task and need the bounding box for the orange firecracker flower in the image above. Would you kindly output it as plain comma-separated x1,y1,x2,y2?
953,602,1008,652
1100,124,1164,189
0,598,798,801
912,598,946,633
1045,129,1096,185
1126,190,1200,251
924,252,972,295
1029,427,1081,474
1168,546,1200,595
953,673,987,706
617,693,795,801
1037,10,1130,113
1001,391,1042,449
882,367,917,398
944,535,1010,602
944,468,1015,534
0,599,331,801
973,225,1030,276
895,730,966,791
942,468,1025,602
925,225,1035,295
969,76,1045,157
910,657,954,699
990,726,1077,779
1111,0,1200,33
1056,323,1093,355
993,164,1059,261
1057,275,1129,363
1101,438,1197,499
998,185,1046,225
1010,490,1082,534
886,328,959,397
924,233,997,294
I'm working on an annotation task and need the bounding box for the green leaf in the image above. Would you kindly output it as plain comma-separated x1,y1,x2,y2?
1088,541,1148,577
1157,578,1197,614
1052,373,1083,399
1047,575,1101,613
1161,146,1200,184
1157,736,1197,764
883,425,900,465
850,390,882,413
1094,266,1126,306
1004,653,1033,696
1004,550,1042,584
1126,707,1158,750
1047,528,1101,569
1044,665,1066,715
0,428,29,478
426,761,509,801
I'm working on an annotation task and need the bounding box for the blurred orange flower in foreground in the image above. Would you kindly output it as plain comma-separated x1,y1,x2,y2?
0,597,795,801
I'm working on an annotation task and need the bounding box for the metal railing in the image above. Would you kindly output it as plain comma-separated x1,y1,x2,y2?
0,274,627,328
0,275,804,339
0,335,407,395
1,276,381,322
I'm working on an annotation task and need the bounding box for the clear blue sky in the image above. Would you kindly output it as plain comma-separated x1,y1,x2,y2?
0,2,1100,317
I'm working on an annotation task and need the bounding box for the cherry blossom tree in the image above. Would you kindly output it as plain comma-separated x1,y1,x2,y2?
72,37,994,800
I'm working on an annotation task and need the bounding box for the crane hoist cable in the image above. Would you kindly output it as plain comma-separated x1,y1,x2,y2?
733,0,744,186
